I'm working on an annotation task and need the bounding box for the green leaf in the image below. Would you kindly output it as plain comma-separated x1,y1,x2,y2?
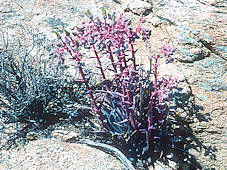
55,32,61,39
102,7,107,16
64,30,70,37
85,10,93,19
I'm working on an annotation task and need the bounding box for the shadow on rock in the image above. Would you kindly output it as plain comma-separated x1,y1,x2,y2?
166,78,217,169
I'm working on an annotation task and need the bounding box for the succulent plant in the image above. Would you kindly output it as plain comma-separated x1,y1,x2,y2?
54,10,177,163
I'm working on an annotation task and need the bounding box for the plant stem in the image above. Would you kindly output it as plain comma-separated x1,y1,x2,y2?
92,44,110,91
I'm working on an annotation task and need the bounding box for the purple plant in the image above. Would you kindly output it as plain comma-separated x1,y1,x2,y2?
54,10,177,161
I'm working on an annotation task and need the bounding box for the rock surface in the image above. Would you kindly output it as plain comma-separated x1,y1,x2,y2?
0,138,126,170
126,0,153,15
0,0,226,169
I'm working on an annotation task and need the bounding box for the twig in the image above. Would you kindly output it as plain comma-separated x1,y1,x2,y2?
196,0,212,7
79,139,136,170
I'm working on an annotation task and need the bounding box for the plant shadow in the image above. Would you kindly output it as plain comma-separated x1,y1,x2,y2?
163,78,217,169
